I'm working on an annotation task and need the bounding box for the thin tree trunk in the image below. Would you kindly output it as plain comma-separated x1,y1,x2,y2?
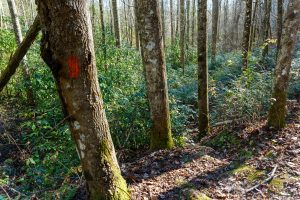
99,0,107,69
211,0,219,63
198,0,209,138
112,0,121,47
134,0,140,50
242,0,253,69
36,0,130,199
176,0,180,38
191,0,196,46
186,0,191,44
161,0,166,47
180,0,185,73
7,0,35,105
250,0,259,52
262,0,272,58
170,0,175,45
222,0,228,51
136,0,174,150
0,16,40,92
276,0,283,59
268,0,300,128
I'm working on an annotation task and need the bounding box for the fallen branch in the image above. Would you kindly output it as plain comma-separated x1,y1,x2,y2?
0,16,41,92
245,164,278,193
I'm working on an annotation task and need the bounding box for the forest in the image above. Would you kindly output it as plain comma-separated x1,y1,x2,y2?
0,0,299,199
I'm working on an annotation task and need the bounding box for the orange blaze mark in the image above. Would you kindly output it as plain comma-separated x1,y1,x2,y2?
67,56,80,79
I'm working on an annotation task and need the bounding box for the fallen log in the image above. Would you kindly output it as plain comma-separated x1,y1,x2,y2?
0,16,41,92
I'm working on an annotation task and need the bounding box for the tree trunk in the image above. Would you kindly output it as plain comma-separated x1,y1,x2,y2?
7,0,35,105
161,0,166,47
222,0,228,51
136,0,174,150
191,0,196,46
134,0,140,50
276,0,283,59
112,0,121,47
0,16,40,93
262,0,272,58
211,0,219,64
170,0,175,45
242,0,253,69
249,0,259,52
36,1,130,199
198,0,209,138
267,0,300,129
186,0,191,45
180,0,185,73
176,0,180,38
99,0,107,69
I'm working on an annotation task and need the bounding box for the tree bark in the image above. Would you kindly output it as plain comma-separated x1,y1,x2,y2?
186,0,191,45
112,0,121,47
180,0,185,73
242,0,253,69
0,16,40,93
7,0,35,105
249,0,259,52
191,0,196,46
36,1,129,199
267,0,300,129
211,0,219,64
276,0,283,59
99,0,107,68
222,0,228,51
170,0,175,45
262,0,272,58
198,0,209,138
134,0,140,50
161,0,166,48
136,0,174,150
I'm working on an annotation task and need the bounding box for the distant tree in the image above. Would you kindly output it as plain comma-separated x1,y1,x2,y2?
262,0,272,58
186,0,191,44
267,0,300,128
276,0,283,59
7,0,34,105
136,0,174,150
180,0,185,73
242,0,253,69
170,0,175,45
211,0,219,63
191,0,196,46
36,0,129,198
134,0,140,50
198,0,209,138
112,0,121,47
99,0,107,68
161,0,166,47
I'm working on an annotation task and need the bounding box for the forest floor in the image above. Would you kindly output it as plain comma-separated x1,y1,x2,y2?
0,101,299,200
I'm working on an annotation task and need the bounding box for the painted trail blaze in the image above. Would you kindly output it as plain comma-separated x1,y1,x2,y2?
67,56,80,79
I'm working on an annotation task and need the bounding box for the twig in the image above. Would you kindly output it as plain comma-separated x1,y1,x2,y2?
0,185,12,200
245,164,278,193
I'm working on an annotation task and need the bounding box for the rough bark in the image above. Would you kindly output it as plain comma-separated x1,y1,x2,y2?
198,0,209,138
7,0,35,105
242,0,253,69
180,0,185,73
0,16,40,93
112,0,121,47
276,0,283,59
211,0,219,63
267,0,300,129
36,1,129,199
136,0,174,150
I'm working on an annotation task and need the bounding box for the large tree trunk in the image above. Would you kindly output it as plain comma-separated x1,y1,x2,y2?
0,16,40,93
36,1,129,199
112,0,121,47
180,0,185,73
198,0,209,138
211,0,219,64
136,0,174,150
7,0,35,105
242,0,253,69
267,0,300,129
276,0,283,59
